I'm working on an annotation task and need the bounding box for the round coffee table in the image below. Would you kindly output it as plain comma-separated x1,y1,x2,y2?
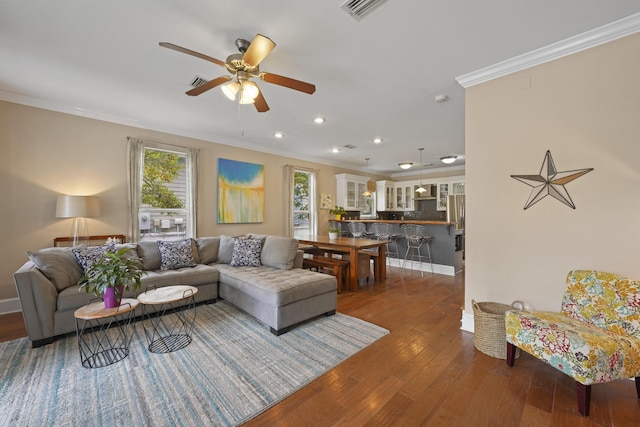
74,298,139,369
137,285,198,353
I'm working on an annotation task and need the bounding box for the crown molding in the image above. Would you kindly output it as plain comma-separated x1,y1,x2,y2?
456,12,640,88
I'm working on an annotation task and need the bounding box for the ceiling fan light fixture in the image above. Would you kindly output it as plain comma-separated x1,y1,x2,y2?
398,162,413,169
240,81,259,103
440,156,458,164
221,81,240,100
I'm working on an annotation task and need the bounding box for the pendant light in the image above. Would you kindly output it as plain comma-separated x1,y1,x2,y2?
362,157,372,197
415,148,427,194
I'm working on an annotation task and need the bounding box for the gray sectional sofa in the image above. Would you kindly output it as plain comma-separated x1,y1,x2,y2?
14,234,338,347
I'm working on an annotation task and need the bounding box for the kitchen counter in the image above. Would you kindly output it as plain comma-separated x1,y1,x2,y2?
328,219,463,275
333,219,454,226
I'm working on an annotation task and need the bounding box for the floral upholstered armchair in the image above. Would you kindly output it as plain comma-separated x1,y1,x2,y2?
505,270,640,416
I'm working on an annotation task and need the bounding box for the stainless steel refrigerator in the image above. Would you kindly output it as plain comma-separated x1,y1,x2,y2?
447,195,465,230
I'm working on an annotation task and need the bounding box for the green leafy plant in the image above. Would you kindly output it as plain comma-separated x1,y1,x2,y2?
328,227,341,234
79,247,144,298
329,206,347,217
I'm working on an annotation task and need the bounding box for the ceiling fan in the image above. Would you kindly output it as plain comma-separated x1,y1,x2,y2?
159,34,316,113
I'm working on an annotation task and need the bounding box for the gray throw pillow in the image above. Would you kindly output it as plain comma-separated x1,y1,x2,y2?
114,243,144,270
196,237,220,264
261,236,299,270
27,247,83,291
217,235,237,264
136,240,162,270
157,239,197,270
230,238,263,267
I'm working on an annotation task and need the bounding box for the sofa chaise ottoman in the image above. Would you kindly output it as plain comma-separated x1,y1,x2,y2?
14,234,337,347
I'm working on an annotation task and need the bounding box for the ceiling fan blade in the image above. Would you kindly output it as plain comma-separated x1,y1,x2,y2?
242,34,276,67
261,72,316,94
159,42,226,67
186,76,231,96
253,89,270,113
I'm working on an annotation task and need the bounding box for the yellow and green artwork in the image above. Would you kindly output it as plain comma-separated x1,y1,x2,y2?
217,158,264,223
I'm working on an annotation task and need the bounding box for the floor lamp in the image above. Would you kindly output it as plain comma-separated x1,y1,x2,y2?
55,195,101,246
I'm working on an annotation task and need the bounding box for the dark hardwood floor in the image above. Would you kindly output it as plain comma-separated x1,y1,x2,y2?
2,266,638,426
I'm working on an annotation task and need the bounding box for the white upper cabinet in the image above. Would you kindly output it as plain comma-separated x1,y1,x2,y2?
336,173,370,210
376,180,395,211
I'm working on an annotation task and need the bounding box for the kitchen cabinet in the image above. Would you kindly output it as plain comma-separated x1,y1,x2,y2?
451,181,465,195
336,173,370,210
395,182,415,210
436,177,465,211
437,182,449,211
376,180,395,211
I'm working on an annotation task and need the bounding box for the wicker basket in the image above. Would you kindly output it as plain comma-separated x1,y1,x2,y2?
472,300,519,359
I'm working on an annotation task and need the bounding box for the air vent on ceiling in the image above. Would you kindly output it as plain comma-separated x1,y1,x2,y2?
343,144,357,149
190,76,208,88
340,0,389,21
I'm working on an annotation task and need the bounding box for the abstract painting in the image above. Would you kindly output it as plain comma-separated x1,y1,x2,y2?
217,158,264,223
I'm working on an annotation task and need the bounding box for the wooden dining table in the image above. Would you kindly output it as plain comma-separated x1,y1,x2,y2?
297,235,390,291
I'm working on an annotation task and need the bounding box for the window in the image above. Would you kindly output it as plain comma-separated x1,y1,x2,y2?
293,169,315,238
127,138,198,242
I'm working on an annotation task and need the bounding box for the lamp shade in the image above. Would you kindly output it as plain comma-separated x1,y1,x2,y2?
239,81,259,104
55,195,101,218
221,81,240,100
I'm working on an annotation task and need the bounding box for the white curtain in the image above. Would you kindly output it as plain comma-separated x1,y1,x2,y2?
185,147,198,238
126,137,144,242
283,165,295,237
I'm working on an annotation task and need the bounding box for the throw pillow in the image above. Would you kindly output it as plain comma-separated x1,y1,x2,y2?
72,243,115,273
261,236,299,270
230,238,263,267
157,239,197,270
196,237,220,264
136,240,162,270
114,243,144,270
27,247,83,292
218,235,237,264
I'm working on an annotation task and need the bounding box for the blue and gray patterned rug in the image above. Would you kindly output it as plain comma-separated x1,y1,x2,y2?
1,301,388,426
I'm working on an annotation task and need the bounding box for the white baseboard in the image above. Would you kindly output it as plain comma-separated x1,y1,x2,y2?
460,309,474,333
386,258,456,276
0,298,22,315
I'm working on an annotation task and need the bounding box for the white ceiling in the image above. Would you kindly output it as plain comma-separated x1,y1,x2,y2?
2,1,640,176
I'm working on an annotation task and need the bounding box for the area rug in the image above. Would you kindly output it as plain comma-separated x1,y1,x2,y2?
0,301,388,426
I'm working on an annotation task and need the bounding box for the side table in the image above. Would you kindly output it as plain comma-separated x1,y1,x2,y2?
73,298,139,369
137,285,198,353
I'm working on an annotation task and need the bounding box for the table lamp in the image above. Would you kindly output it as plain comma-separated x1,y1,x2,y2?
55,195,101,246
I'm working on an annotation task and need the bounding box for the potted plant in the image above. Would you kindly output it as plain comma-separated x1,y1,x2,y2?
329,206,347,220
79,247,144,308
328,227,341,240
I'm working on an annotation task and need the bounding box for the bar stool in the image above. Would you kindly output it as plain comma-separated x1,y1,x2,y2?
400,224,433,276
348,222,368,238
369,222,399,266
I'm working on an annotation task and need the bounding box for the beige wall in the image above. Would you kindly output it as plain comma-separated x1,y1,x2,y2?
0,101,367,301
465,33,640,314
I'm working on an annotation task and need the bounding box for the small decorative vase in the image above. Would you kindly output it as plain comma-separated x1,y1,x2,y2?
335,214,342,220
329,232,339,240
103,285,125,308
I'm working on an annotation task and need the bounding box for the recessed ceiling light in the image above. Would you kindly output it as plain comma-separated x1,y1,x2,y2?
274,132,284,138
440,156,458,164
313,117,325,124
373,137,383,144
332,148,340,153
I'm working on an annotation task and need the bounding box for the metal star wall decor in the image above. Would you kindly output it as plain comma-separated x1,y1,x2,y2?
511,150,593,210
